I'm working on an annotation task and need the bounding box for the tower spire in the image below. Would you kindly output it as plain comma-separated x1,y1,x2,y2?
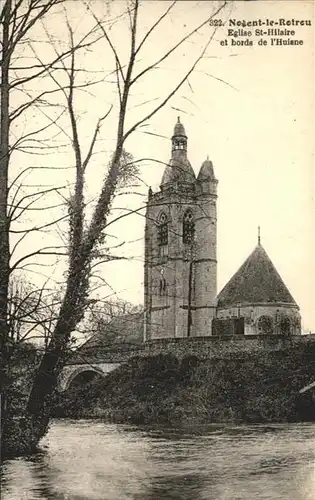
160,117,195,187
172,116,187,154
258,225,261,245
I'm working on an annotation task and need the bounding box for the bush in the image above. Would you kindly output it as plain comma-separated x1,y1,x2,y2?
53,346,315,426
2,414,49,460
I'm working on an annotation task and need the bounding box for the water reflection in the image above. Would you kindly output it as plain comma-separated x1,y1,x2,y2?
1,420,315,500
135,473,205,500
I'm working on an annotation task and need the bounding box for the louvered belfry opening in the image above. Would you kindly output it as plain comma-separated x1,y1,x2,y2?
183,210,195,244
158,212,168,247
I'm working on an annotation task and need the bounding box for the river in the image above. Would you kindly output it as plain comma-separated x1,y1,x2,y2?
1,419,315,499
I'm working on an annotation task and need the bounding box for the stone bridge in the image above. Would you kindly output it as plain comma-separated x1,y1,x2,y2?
59,334,315,392
58,362,121,392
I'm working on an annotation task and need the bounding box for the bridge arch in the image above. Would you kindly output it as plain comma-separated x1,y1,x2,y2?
58,362,121,392
65,366,104,392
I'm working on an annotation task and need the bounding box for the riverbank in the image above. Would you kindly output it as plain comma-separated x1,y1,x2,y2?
54,342,315,424
1,343,51,460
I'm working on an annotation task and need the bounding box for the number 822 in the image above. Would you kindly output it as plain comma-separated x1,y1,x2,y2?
209,19,224,27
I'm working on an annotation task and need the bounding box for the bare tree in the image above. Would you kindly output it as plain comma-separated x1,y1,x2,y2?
0,0,106,454
78,297,143,344
8,278,62,348
1,0,228,456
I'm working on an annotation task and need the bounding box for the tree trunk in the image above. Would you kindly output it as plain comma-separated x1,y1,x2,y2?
26,264,86,421
0,0,12,434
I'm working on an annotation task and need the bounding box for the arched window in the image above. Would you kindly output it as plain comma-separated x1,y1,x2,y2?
158,212,168,246
159,277,167,296
280,316,291,336
257,315,273,335
183,210,195,244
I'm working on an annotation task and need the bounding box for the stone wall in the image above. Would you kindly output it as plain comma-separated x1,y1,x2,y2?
143,334,315,360
68,344,144,364
68,334,315,365
216,304,301,335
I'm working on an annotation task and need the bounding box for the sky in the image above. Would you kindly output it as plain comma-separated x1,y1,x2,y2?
10,0,315,333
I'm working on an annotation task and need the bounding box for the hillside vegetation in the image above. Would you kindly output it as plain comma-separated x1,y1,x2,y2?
54,343,315,425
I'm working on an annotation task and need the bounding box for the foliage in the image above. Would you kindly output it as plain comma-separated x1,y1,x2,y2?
1,414,49,460
55,344,315,425
5,342,39,415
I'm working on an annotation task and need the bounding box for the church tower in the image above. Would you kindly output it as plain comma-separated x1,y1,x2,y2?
144,118,218,340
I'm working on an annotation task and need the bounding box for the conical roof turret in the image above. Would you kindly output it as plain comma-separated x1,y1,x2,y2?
173,116,187,138
197,155,216,181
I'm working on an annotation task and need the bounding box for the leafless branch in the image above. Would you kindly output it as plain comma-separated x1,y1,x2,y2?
135,1,177,55
10,246,68,273
10,213,69,234
9,185,67,220
130,1,227,86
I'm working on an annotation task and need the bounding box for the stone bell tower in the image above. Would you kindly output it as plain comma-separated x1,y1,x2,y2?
144,118,218,341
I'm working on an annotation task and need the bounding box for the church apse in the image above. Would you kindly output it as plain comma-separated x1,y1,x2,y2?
216,238,301,336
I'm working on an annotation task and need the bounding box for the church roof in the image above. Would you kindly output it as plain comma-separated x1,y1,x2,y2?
197,157,216,181
217,243,298,308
